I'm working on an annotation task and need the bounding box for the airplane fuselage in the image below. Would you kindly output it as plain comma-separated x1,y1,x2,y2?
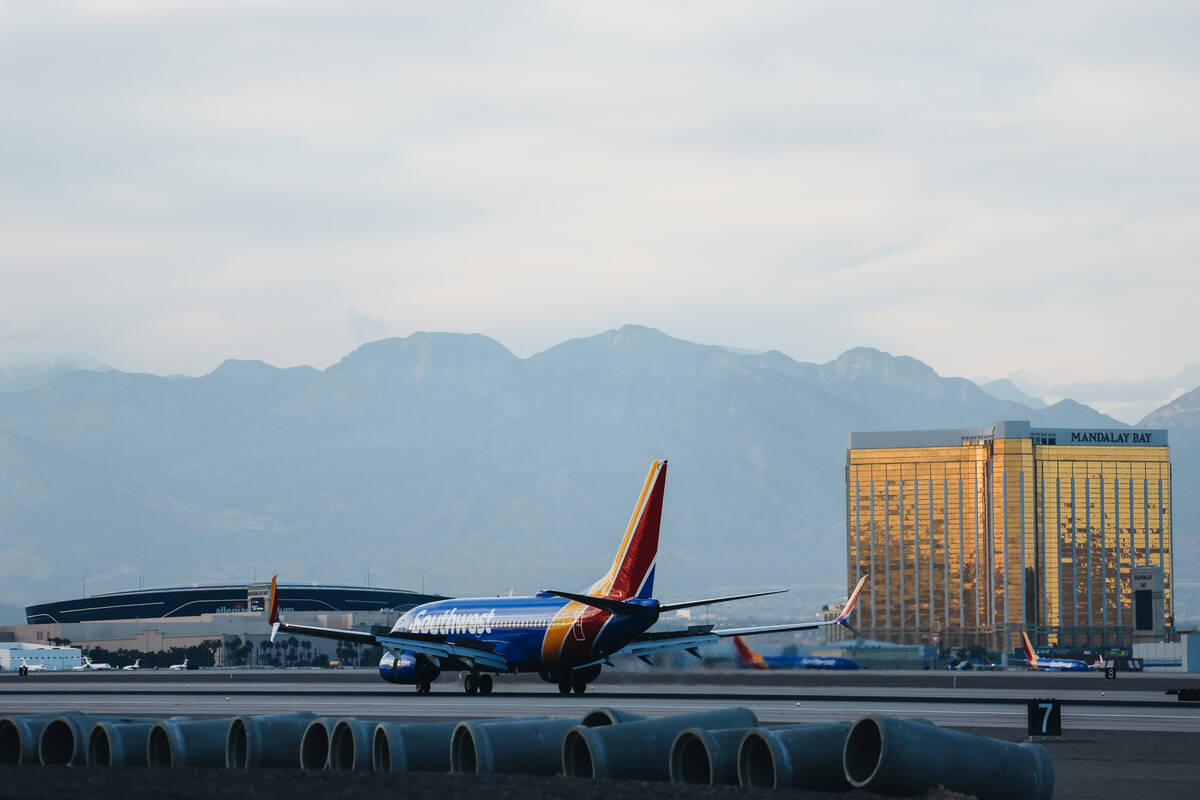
758,655,860,671
1029,658,1089,672
380,594,660,682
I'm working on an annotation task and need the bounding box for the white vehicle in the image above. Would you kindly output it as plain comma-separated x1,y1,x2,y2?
71,655,114,671
17,657,46,676
168,657,189,671
122,658,141,671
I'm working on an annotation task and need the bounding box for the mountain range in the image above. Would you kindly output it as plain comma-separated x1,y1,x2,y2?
0,326,1193,623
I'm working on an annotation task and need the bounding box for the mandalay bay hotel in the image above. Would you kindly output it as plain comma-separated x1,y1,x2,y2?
846,421,1172,653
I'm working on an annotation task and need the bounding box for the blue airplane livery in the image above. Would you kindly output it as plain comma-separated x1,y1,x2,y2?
268,460,868,695
1020,631,1104,673
733,636,861,671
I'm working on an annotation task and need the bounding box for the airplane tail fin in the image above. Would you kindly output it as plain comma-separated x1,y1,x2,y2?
733,636,768,670
587,460,666,600
1021,631,1039,669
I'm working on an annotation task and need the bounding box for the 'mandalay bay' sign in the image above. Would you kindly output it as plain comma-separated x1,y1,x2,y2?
1069,430,1156,444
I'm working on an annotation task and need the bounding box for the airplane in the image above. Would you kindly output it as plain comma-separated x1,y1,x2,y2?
266,459,869,695
71,655,113,671
1019,632,1095,672
122,658,141,671
17,657,47,676
168,657,189,671
733,635,860,671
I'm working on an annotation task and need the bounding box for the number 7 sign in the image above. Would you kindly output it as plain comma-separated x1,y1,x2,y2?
1027,699,1062,739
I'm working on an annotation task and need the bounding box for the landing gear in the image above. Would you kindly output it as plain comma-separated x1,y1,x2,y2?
558,678,572,695
18,666,27,677
464,673,479,695
572,674,589,695
415,681,431,694
479,674,493,695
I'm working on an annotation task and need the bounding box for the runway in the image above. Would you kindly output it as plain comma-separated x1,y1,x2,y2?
4,669,1198,732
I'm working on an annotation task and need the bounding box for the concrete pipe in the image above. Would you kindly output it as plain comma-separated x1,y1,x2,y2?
1,714,60,766
371,721,458,773
226,712,318,769
299,717,341,770
147,718,233,768
669,727,752,786
40,714,130,766
88,718,188,767
563,707,758,782
578,708,646,727
737,722,852,790
329,718,374,771
843,715,1054,800
451,717,569,776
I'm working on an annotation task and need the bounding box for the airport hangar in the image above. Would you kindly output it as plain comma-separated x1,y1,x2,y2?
0,582,447,667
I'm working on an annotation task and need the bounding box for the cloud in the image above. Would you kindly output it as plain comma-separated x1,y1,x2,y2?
0,2,1197,382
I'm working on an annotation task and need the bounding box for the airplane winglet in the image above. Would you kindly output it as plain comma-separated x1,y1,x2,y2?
268,575,280,624
835,575,869,624
270,622,280,643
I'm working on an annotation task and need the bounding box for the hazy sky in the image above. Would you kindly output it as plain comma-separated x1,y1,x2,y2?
2,2,1197,421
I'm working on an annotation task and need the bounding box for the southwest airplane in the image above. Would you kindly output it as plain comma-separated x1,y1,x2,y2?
733,635,860,671
268,460,868,695
1020,632,1101,672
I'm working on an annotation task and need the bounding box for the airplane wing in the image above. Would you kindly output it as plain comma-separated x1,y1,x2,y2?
579,575,869,669
267,577,509,672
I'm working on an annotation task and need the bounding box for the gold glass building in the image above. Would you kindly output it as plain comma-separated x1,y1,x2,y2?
846,421,1172,653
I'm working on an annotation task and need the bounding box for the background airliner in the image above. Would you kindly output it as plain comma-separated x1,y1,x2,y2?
18,658,46,675
268,460,868,695
733,635,860,670
122,658,141,671
71,655,113,671
1020,632,1102,672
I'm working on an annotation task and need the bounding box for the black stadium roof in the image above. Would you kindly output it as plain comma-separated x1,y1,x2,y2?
26,582,448,625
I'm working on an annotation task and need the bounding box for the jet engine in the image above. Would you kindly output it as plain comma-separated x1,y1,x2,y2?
378,651,440,685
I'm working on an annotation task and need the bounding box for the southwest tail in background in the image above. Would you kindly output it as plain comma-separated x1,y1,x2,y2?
1021,631,1040,669
733,636,769,669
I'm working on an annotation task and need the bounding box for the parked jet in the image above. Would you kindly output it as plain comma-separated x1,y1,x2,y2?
733,636,860,671
17,657,46,676
71,655,113,671
1020,632,1093,672
267,460,869,695
122,658,141,671
168,657,189,671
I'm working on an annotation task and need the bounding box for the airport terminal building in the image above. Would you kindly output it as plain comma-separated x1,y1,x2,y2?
1,582,447,666
846,421,1172,653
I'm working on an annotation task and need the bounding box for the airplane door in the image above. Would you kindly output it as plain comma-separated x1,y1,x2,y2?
573,618,586,641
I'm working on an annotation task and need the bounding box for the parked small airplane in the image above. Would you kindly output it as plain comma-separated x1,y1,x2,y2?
733,635,860,670
168,657,189,671
1020,632,1098,672
267,460,869,695
122,658,141,671
71,655,113,671
17,657,46,676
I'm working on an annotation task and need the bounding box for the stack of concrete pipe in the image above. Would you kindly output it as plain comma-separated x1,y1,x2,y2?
667,713,1054,800
0,707,1055,798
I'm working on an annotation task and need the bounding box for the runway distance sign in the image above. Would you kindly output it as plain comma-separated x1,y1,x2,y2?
1027,699,1061,739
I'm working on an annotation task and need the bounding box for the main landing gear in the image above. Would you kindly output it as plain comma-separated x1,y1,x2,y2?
415,681,432,694
557,673,589,695
463,673,494,696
